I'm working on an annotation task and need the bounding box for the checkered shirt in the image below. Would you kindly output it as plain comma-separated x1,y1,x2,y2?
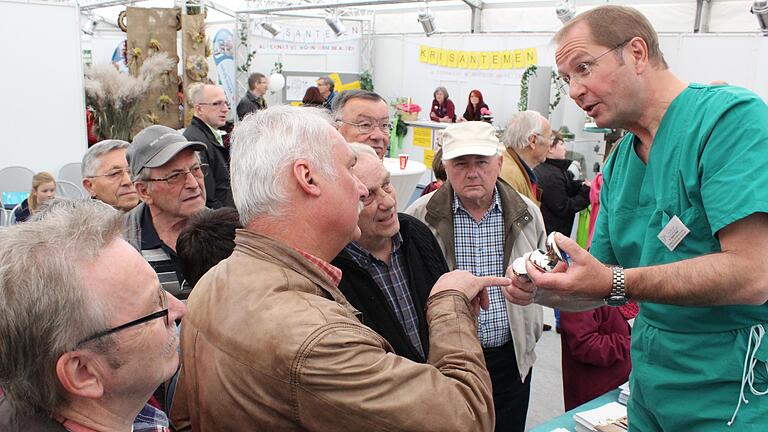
345,234,425,359
452,188,511,348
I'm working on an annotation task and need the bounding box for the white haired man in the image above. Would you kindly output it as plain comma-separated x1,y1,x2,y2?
500,110,554,204
171,106,509,431
333,90,391,159
81,139,139,212
0,199,186,431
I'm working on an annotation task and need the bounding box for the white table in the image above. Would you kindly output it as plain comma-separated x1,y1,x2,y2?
383,157,427,212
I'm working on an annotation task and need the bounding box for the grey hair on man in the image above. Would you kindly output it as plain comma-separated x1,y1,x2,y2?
348,142,379,159
0,199,119,420
230,105,338,224
187,82,207,107
317,76,335,93
502,110,546,151
331,89,386,119
81,140,130,178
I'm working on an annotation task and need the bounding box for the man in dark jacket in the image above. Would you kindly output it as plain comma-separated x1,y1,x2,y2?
184,83,235,209
236,72,268,121
532,133,590,235
332,144,449,362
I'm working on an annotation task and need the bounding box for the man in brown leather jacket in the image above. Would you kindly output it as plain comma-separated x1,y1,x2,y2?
171,106,510,431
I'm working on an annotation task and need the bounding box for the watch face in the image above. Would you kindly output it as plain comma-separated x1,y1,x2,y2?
605,295,628,307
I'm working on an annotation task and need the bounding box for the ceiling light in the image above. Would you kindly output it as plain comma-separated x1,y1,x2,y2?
751,1,768,35
556,0,576,24
325,14,346,37
418,8,436,36
260,20,282,37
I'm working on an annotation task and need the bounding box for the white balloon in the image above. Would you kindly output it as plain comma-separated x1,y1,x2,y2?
268,73,285,92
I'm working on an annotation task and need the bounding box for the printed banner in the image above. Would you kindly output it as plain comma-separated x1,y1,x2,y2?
251,22,361,55
418,45,537,70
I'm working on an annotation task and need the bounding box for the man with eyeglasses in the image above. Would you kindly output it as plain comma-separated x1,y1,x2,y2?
499,110,554,205
184,82,235,209
0,198,186,432
506,5,768,430
331,144,449,363
333,89,391,159
81,139,139,212
236,72,268,121
316,76,337,111
125,124,208,301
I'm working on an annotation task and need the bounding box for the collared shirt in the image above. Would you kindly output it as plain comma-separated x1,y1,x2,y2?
204,122,223,147
345,234,425,359
140,206,187,298
452,188,511,348
56,403,169,432
295,248,343,287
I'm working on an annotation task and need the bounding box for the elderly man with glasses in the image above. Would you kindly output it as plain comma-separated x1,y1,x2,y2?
125,124,208,302
506,5,768,430
0,198,187,432
81,139,140,212
184,82,234,209
499,110,554,205
333,89,392,159
331,144,449,363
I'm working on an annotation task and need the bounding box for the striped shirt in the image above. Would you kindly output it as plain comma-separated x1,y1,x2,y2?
452,188,511,348
345,234,425,359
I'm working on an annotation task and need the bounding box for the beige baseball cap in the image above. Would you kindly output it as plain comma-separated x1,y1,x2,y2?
441,121,500,160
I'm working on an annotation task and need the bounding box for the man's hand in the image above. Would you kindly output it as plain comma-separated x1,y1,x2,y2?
524,233,613,299
430,270,512,316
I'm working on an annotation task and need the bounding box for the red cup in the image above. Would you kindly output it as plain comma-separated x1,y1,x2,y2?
399,154,409,169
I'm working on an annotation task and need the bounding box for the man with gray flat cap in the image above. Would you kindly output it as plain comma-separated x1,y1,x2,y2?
125,124,209,300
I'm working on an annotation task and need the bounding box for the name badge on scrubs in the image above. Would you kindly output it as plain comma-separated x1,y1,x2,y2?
658,215,690,251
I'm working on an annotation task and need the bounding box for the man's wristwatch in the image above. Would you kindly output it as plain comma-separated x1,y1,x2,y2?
604,266,628,307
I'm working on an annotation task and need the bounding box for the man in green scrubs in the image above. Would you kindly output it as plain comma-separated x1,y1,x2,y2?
503,5,768,430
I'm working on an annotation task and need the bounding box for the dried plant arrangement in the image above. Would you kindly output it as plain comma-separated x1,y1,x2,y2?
84,52,175,140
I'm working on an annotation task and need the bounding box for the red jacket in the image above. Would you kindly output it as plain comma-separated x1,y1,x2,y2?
560,306,632,410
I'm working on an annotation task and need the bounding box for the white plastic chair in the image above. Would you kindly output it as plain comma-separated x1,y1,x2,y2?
0,166,34,206
8,203,22,225
58,163,84,191
56,180,86,199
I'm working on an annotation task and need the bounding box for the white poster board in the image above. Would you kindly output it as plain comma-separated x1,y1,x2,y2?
0,0,87,175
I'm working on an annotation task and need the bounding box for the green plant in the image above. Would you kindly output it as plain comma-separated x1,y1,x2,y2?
271,61,283,74
518,65,562,115
237,19,257,73
360,70,374,91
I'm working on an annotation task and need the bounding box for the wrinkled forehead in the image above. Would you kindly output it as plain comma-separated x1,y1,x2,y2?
354,153,388,186
554,22,598,69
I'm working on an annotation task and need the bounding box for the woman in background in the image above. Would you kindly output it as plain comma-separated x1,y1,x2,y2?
459,89,490,122
429,87,455,123
302,86,326,107
13,172,56,223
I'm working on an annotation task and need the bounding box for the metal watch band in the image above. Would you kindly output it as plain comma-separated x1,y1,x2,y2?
604,266,628,306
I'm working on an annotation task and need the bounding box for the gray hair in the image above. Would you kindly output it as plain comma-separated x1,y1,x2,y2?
331,90,386,119
0,199,120,420
349,142,378,159
81,140,130,177
502,110,545,151
433,86,450,100
317,76,335,92
187,82,207,107
230,105,338,225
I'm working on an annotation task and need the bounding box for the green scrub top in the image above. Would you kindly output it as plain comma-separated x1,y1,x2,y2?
591,83,768,333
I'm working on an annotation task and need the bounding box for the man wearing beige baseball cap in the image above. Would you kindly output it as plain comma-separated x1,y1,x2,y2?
405,121,589,432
